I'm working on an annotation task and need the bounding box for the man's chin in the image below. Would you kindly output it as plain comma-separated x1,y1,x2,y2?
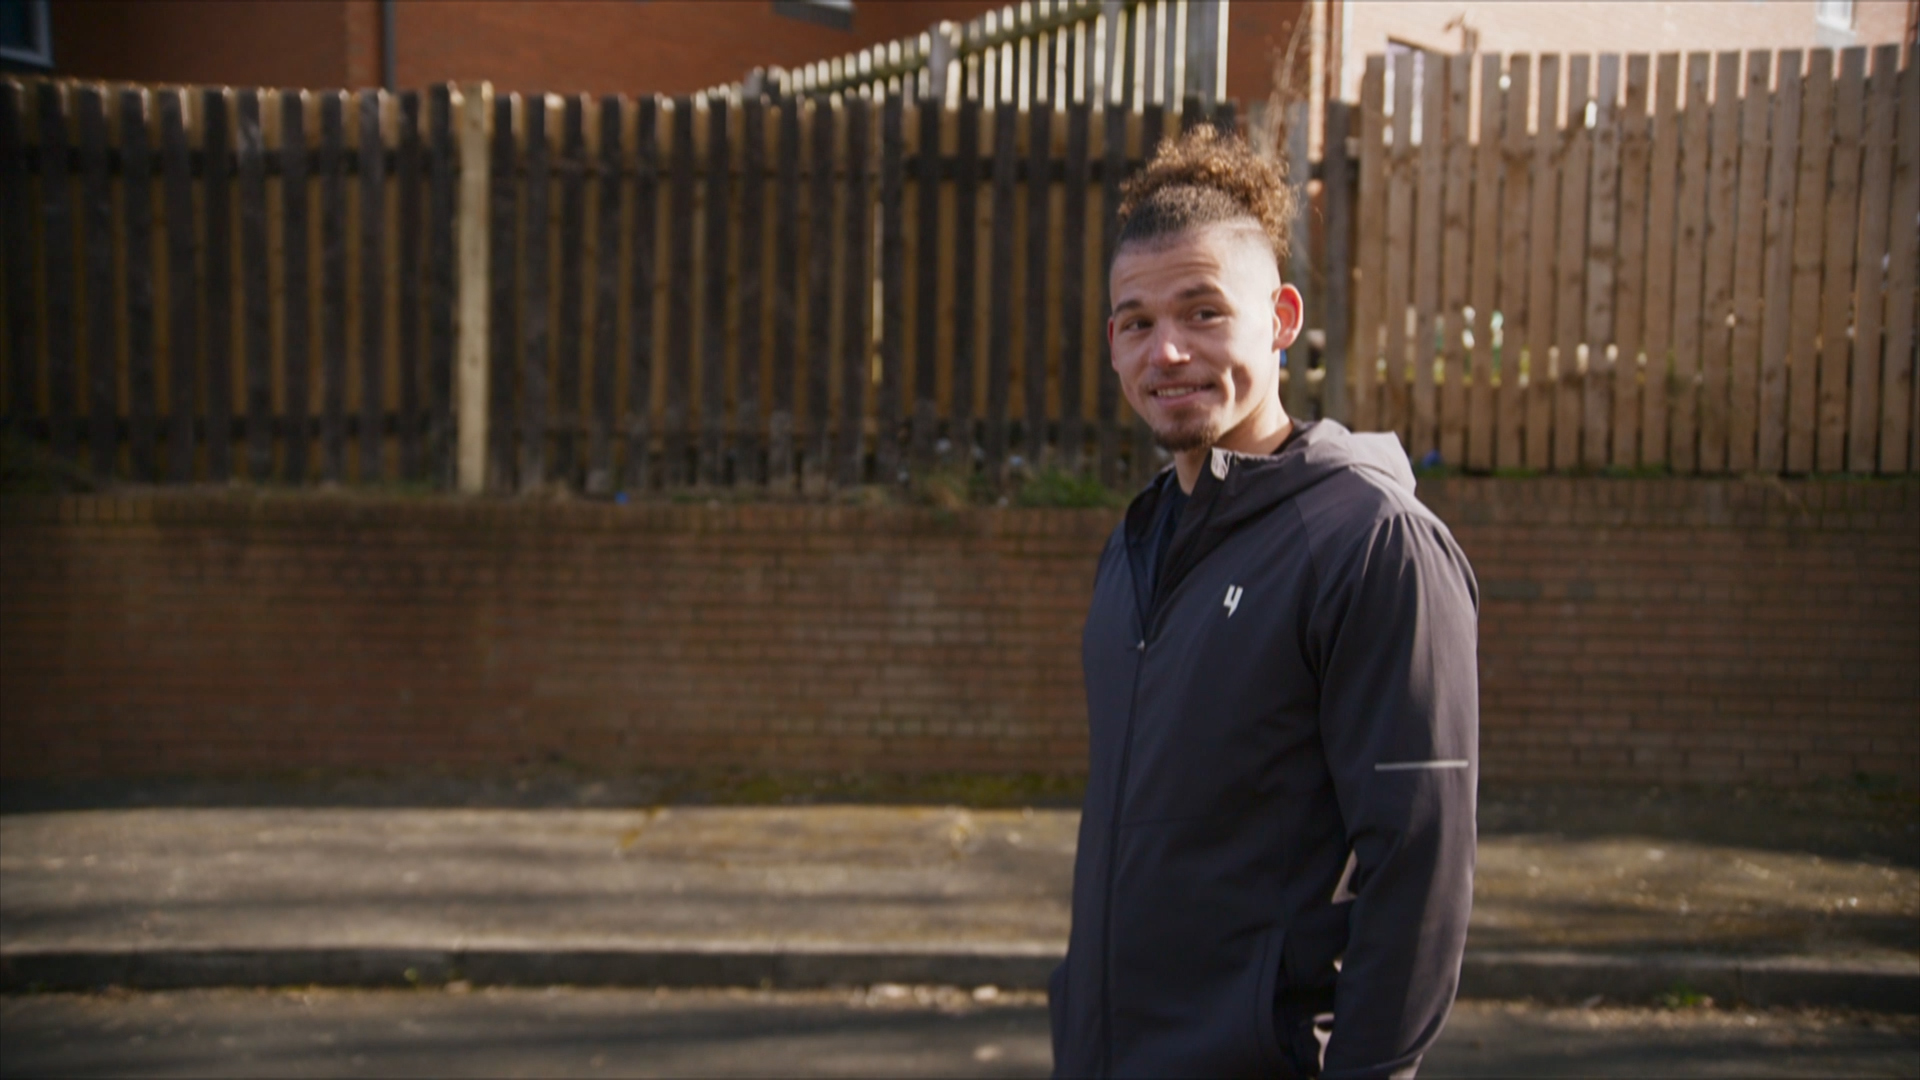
1152,424,1217,454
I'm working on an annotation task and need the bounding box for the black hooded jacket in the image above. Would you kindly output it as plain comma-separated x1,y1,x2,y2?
1051,420,1479,1079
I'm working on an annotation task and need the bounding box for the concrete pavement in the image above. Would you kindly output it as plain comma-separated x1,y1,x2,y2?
3,988,1917,1078
2,786,1914,1011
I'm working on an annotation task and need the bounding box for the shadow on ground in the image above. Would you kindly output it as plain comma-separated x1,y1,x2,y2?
4,771,1912,867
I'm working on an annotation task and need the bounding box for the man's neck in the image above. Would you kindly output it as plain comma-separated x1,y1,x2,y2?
1172,413,1294,493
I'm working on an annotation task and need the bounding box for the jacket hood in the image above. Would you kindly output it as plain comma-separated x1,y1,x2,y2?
1130,420,1414,537
1204,419,1414,532
1123,420,1415,617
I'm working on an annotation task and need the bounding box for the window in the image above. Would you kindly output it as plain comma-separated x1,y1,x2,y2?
1814,0,1854,30
0,0,52,70
773,0,852,31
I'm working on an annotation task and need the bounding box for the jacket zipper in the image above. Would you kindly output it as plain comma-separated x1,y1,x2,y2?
1097,464,1223,1073
1099,619,1146,1078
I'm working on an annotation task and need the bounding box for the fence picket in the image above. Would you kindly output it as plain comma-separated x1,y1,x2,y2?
1553,54,1590,472
521,95,553,487
665,96,696,487
38,84,77,463
1758,52,1802,473
1884,49,1919,473
351,91,383,480
1023,86,1052,467
769,95,799,487
838,95,872,488
1322,97,1353,426
1411,53,1446,461
1465,55,1500,472
1697,53,1740,472
878,92,905,482
243,89,274,478
1669,53,1711,474
397,91,423,481
121,89,157,482
1727,51,1770,472
427,85,454,487
630,96,661,491
78,88,115,477
1352,56,1387,435
1098,91,1123,485
589,95,623,494
738,93,769,487
318,90,346,481
805,95,836,489
1384,50,1416,448
1640,54,1680,468
485,93,517,488
554,96,587,485
240,89,273,481
280,91,311,483
1818,47,1865,472
161,90,197,482
1438,53,1471,468
1787,51,1832,474
0,83,32,425
987,97,1017,476
1059,96,1090,469
912,92,940,466
1496,55,1531,469
1524,55,1559,470
953,84,981,464
700,96,729,486
1611,55,1650,469
1847,45,1896,473
1583,54,1619,470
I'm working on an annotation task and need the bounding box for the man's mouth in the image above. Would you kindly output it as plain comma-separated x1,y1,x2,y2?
1149,384,1211,401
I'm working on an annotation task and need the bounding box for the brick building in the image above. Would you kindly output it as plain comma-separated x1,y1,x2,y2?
11,0,1308,104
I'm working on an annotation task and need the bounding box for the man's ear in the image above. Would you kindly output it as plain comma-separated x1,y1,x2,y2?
1272,284,1304,352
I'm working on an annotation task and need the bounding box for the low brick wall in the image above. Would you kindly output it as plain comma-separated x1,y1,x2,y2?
2,478,1914,785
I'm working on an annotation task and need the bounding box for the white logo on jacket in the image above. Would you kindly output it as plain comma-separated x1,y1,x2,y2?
1223,584,1243,617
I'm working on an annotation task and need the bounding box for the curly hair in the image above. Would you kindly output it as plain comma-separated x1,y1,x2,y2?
1115,124,1297,266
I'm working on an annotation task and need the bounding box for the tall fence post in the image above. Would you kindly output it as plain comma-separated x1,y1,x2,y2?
456,82,493,494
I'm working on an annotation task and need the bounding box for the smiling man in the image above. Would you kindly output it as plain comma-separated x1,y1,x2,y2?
1048,127,1480,1080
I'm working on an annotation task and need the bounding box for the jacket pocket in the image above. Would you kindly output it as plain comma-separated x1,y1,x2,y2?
1250,925,1292,1076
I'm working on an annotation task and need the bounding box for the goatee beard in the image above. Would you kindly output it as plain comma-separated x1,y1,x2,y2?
1153,421,1217,454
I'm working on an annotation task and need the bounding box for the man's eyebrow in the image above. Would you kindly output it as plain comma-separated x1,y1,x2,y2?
1111,283,1228,314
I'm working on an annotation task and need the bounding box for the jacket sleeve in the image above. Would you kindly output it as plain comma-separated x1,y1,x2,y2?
1311,511,1479,1080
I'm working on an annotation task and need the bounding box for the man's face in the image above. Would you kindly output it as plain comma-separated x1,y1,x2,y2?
1107,223,1303,455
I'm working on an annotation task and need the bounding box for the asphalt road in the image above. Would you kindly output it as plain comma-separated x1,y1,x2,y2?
2,987,1915,1079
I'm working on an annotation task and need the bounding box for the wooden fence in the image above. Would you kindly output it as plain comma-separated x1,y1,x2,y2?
1342,46,1919,475
753,0,1226,111
1,46,1915,494
0,81,461,488
0,73,1234,494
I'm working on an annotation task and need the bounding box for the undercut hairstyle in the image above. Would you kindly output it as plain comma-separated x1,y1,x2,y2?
1114,124,1296,266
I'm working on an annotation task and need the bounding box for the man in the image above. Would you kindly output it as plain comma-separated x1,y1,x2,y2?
1049,126,1479,1079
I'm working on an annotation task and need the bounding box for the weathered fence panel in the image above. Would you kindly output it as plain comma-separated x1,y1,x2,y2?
3,43,1915,492
1344,45,1916,477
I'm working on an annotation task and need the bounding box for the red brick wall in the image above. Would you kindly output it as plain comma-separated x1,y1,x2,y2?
2,479,1914,785
45,0,1009,96
47,0,1296,109
49,0,351,90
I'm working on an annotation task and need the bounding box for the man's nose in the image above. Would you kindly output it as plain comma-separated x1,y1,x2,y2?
1147,327,1189,366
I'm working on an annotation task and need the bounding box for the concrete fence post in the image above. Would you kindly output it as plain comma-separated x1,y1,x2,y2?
455,81,493,494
